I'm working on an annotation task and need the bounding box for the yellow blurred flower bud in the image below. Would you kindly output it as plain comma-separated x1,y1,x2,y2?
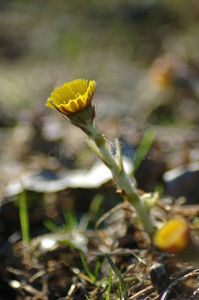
153,218,189,254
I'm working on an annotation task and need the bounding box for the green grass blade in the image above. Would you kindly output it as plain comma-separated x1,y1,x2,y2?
43,219,59,232
63,210,77,230
89,193,104,214
94,260,100,282
106,268,113,300
132,128,156,174
105,253,128,299
79,250,95,283
19,191,30,245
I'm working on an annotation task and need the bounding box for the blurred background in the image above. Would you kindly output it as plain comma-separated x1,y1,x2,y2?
1,0,199,234
1,2,199,298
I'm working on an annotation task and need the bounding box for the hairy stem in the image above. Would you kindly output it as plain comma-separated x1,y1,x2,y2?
86,123,154,234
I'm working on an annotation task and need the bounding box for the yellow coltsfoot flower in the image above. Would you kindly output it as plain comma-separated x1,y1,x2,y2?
46,79,97,116
46,78,155,234
154,217,199,266
46,79,97,133
153,218,190,254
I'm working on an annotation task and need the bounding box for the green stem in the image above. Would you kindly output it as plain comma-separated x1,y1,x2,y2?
86,123,154,234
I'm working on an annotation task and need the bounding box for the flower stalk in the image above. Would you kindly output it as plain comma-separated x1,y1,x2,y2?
85,122,155,234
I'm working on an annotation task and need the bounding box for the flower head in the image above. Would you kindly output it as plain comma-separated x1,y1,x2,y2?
153,218,189,254
46,79,97,116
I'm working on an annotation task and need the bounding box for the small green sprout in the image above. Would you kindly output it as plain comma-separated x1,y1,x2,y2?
105,253,128,299
19,191,30,245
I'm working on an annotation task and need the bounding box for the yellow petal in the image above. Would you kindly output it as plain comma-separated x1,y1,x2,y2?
59,105,73,115
76,98,85,109
69,100,79,112
46,99,56,109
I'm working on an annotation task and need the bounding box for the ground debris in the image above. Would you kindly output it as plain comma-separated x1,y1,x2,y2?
2,203,199,300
